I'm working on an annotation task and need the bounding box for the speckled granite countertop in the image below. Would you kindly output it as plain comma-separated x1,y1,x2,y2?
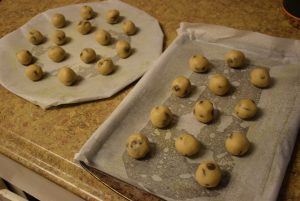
0,0,299,200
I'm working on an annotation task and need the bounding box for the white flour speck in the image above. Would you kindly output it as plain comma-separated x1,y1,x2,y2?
165,131,172,140
179,173,192,179
152,175,162,181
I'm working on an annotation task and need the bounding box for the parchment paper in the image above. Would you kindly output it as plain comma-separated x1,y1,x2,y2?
75,23,300,201
0,0,163,109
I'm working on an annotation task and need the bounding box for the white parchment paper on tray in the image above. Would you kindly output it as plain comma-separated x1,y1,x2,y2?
0,0,163,109
75,23,300,201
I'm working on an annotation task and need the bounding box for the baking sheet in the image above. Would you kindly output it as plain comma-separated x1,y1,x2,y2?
0,0,163,109
75,23,300,201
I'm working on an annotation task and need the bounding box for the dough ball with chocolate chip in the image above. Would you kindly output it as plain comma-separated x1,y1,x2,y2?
27,29,44,45
189,54,209,73
208,74,230,96
96,58,115,75
122,20,137,35
225,132,250,156
193,100,214,124
224,50,245,68
77,20,92,35
51,13,66,28
195,161,222,188
116,40,131,59
52,30,67,46
16,49,33,65
150,105,172,129
48,46,66,62
57,67,77,86
106,9,120,24
80,5,94,20
25,64,43,81
171,76,191,98
95,29,111,46
250,67,271,88
80,48,96,64
126,133,150,159
234,99,257,119
175,133,200,156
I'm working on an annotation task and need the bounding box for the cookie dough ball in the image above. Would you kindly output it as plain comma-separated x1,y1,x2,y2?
106,9,120,24
25,64,43,81
224,50,245,68
95,29,111,46
77,20,92,35
171,76,191,98
27,29,44,45
208,74,230,96
122,20,137,35
234,99,257,119
16,49,33,65
193,100,214,124
57,67,77,86
250,67,271,88
96,58,115,75
116,40,131,59
52,30,67,46
175,133,200,156
80,48,96,64
80,5,94,20
150,105,172,129
225,132,250,156
48,46,66,62
189,54,209,73
126,133,150,159
195,161,222,188
51,13,66,28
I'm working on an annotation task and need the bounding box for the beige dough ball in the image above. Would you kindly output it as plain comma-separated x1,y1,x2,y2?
16,49,33,65
77,20,92,35
193,100,214,124
175,133,200,156
195,161,222,188
126,133,150,159
48,46,66,62
189,54,209,73
52,30,67,46
51,13,66,28
224,50,245,68
80,48,96,64
225,132,250,156
234,99,257,119
25,64,43,81
27,29,44,45
57,67,77,86
171,76,191,98
80,5,94,20
122,20,137,35
208,74,230,96
150,105,172,128
250,67,271,88
116,40,131,59
95,29,111,46
96,58,115,75
106,9,120,24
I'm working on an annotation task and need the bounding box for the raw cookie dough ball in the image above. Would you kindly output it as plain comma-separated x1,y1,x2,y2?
195,161,222,188
77,20,92,35
208,74,230,96
27,29,44,45
51,13,66,28
150,105,172,128
250,67,271,88
96,58,115,75
122,20,137,35
126,133,150,159
171,76,191,98
48,46,66,62
16,49,33,65
52,30,67,46
106,9,120,24
175,133,200,156
193,100,214,124
95,29,111,46
25,64,43,81
80,48,96,64
225,132,250,156
80,5,94,20
234,99,257,119
224,50,245,68
189,54,209,73
116,40,131,59
57,67,77,86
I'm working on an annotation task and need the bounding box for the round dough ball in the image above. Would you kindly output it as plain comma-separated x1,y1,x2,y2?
25,64,43,81
225,132,250,156
95,29,111,46
52,30,67,46
96,58,115,75
234,99,257,119
195,161,222,188
193,100,214,124
106,9,120,24
27,29,44,45
16,49,33,65
175,133,200,156
189,54,209,73
126,133,150,159
77,20,92,35
150,105,172,129
224,50,245,68
80,5,94,20
80,48,96,64
250,67,271,88
48,46,66,62
116,40,131,59
122,20,137,35
51,13,66,28
208,74,230,96
171,76,191,98
57,67,77,86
